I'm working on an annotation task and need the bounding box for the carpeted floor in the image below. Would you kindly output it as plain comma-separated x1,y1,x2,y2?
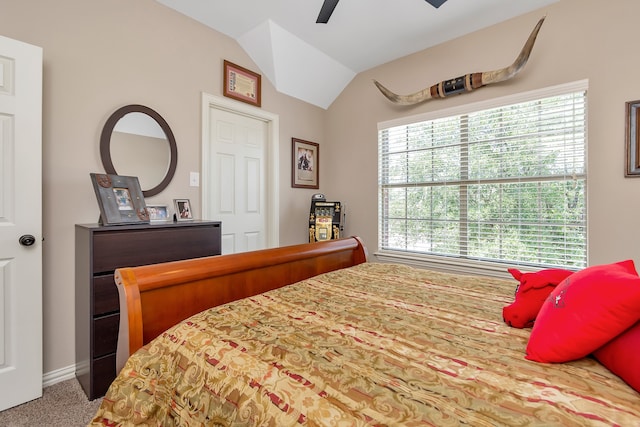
0,378,102,427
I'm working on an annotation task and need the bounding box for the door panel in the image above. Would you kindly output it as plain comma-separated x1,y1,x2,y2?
0,35,43,411
201,93,279,253
208,108,267,254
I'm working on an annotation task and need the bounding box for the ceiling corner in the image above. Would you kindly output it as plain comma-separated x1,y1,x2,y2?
238,20,356,109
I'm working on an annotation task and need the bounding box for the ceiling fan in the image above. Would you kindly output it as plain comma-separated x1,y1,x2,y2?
317,0,448,24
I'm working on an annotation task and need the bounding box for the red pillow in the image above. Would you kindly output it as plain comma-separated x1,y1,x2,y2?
526,260,640,363
593,321,640,392
503,268,573,328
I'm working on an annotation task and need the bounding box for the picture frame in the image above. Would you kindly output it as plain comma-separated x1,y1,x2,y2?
223,60,261,107
174,199,193,221
90,173,149,225
625,99,640,176
147,204,170,222
292,138,319,189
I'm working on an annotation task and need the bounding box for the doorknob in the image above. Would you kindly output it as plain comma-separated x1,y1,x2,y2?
19,234,36,246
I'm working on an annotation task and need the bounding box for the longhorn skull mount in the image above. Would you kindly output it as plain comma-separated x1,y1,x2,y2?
374,16,546,106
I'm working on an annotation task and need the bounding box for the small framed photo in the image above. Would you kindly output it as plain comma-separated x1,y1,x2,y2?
147,205,170,222
626,99,640,176
174,199,193,221
292,138,319,189
223,60,261,107
90,173,149,225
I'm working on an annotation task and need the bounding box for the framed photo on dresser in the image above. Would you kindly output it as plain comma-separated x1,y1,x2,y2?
147,205,170,222
90,173,149,225
174,199,193,221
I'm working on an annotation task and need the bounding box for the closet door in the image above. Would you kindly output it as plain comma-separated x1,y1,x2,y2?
201,93,280,254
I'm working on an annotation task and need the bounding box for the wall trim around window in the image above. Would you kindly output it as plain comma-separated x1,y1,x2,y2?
373,250,577,280
377,79,589,131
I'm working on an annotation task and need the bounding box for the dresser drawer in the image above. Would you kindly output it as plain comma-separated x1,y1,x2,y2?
93,275,119,316
93,353,117,399
92,225,221,273
93,314,119,358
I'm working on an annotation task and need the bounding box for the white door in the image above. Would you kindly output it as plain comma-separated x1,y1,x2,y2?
0,35,43,411
201,94,279,254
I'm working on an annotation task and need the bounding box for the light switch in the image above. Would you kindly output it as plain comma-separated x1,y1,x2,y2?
189,172,199,187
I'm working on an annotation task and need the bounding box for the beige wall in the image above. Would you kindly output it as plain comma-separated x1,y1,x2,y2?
326,0,640,268
0,0,325,375
1,0,638,379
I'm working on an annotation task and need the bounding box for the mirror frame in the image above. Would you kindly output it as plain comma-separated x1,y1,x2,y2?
100,104,178,197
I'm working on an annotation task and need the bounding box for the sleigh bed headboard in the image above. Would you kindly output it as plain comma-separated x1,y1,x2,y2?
115,236,367,371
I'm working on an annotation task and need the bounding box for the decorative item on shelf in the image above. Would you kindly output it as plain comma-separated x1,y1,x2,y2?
373,16,546,105
308,194,344,243
223,60,261,107
174,199,193,221
90,173,149,225
291,138,319,189
147,204,170,222
625,99,640,176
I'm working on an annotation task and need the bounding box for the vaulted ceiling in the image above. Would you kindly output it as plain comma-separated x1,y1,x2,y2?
156,0,558,109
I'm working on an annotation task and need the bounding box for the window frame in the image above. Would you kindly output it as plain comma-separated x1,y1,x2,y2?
376,80,589,277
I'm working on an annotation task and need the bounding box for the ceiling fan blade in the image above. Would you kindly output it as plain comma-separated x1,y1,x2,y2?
317,0,339,23
425,0,447,8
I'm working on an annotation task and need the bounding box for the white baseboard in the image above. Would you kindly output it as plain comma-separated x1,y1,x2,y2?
42,364,76,388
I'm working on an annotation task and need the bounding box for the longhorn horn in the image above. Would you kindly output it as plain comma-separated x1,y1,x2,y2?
373,16,546,106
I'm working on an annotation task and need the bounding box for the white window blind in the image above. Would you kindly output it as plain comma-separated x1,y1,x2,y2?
378,85,587,269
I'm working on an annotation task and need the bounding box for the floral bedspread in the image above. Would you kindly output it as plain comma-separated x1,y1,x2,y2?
91,263,639,426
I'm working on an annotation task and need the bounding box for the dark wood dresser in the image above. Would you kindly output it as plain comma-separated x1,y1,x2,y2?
75,220,222,400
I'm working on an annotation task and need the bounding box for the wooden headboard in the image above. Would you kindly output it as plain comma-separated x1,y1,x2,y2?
115,236,367,371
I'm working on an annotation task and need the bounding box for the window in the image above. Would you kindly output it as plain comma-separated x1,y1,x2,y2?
378,82,587,270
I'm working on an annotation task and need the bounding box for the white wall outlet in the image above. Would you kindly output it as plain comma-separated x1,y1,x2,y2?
189,172,199,187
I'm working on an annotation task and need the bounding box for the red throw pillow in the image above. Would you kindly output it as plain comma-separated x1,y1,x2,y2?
526,260,640,363
503,268,573,328
593,321,640,392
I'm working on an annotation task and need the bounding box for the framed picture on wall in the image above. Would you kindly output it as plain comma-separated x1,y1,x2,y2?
292,138,319,189
626,99,640,176
223,60,262,107
90,173,149,225
174,199,193,221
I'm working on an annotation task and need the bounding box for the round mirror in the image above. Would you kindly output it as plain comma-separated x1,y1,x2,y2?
100,105,178,197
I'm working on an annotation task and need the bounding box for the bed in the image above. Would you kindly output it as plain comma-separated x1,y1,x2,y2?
90,237,640,426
